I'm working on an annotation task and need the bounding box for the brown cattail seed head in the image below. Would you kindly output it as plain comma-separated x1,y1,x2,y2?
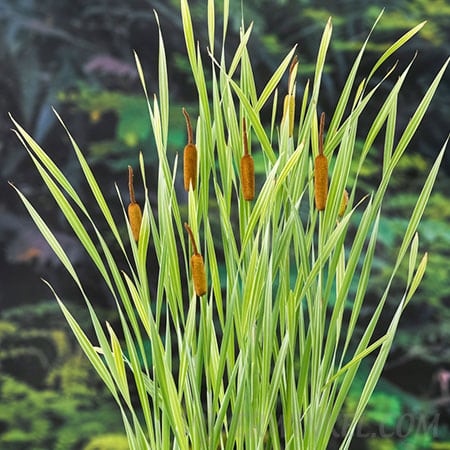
241,155,255,201
240,118,255,201
191,253,207,297
184,222,207,297
127,166,142,241
128,203,142,242
184,143,197,191
183,108,197,191
338,189,349,217
314,112,328,211
314,155,328,211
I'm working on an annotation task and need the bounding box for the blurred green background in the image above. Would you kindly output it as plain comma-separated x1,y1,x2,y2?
0,0,448,449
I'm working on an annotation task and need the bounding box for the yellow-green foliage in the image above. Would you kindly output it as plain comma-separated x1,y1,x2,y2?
83,434,129,450
50,329,71,358
46,353,98,398
0,321,17,336
0,304,123,449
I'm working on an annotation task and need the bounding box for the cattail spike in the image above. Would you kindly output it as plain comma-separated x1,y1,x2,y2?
127,166,142,241
184,222,206,296
183,108,198,191
282,55,298,137
240,118,255,201
314,112,328,211
191,254,207,296
338,189,349,217
283,95,295,137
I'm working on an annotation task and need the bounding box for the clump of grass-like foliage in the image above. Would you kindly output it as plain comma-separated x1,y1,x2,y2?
11,1,448,448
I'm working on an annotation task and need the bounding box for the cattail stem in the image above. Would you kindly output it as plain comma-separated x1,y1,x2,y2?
242,117,249,156
182,107,193,145
184,222,199,255
128,165,136,204
319,111,325,156
287,54,298,95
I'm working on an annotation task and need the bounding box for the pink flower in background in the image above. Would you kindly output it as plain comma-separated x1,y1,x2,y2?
84,55,137,79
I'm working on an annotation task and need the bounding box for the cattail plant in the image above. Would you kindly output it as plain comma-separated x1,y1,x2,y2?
11,3,448,449
240,117,255,201
183,107,197,191
127,165,142,241
184,222,207,297
339,188,349,217
281,54,298,137
314,112,328,211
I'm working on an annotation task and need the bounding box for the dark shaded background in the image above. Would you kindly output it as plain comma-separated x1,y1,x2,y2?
0,0,449,449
